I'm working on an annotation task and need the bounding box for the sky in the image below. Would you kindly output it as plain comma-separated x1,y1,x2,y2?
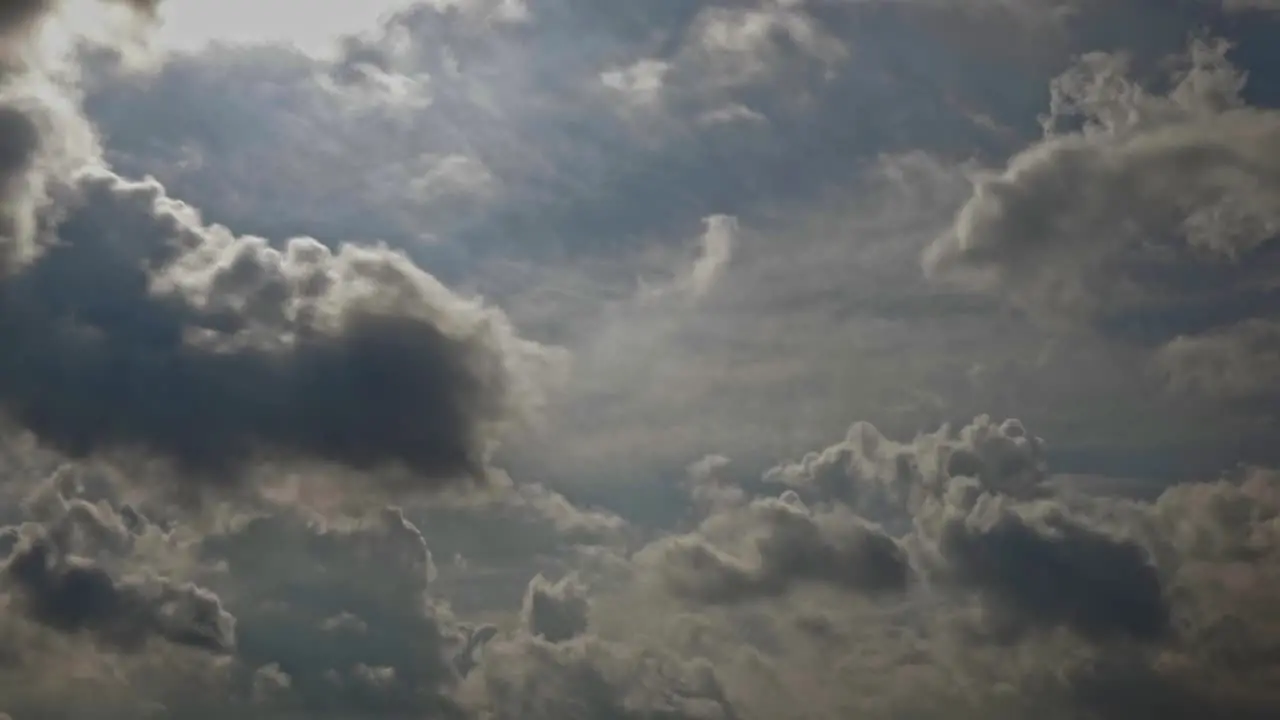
1,0,1279,718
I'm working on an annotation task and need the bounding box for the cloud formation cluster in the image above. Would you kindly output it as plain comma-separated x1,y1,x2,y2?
1,489,234,655
0,0,562,494
2,2,1280,719
618,414,1280,718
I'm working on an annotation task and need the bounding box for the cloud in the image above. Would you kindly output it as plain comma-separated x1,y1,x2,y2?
4,537,235,653
0,493,235,654
1155,318,1280,402
765,415,1050,531
81,0,1221,481
927,36,1280,309
0,0,564,491
926,491,1170,642
686,214,736,298
648,495,909,605
0,1,103,274
658,414,1168,646
0,453,496,718
620,413,1280,716
412,474,628,562
600,58,671,107
85,0,1062,270
194,504,476,717
5,3,1280,719
0,407,1278,719
925,37,1280,416
521,573,589,642
639,214,738,302
657,0,848,99
0,167,562,487
459,632,739,720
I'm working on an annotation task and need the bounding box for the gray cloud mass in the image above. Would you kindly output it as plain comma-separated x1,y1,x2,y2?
0,1,560,492
1,1,1280,719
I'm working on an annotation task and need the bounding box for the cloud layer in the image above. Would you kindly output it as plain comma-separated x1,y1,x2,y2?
1,1,1279,719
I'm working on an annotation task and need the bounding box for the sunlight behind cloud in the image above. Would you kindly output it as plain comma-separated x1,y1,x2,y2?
149,0,414,56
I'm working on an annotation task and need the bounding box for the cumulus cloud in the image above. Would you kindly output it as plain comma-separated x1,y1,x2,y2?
927,37,1280,309
925,36,1280,416
1,408,1278,719
648,495,909,605
82,0,1212,481
599,0,847,116
4,537,234,653
5,2,1280,720
0,166,561,488
0,1,562,492
0,163,565,486
194,504,475,717
0,453,492,718
765,415,1049,532
664,416,1163,646
0,493,235,654
617,413,1280,716
925,492,1170,642
661,0,847,99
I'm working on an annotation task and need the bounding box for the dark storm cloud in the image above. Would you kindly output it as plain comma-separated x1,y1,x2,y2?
0,493,235,654
1056,466,1280,718
931,497,1170,642
0,457,488,718
0,0,560,491
0,166,559,487
1068,652,1280,720
4,538,235,652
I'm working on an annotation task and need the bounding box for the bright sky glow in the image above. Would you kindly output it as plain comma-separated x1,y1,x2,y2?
150,0,415,56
